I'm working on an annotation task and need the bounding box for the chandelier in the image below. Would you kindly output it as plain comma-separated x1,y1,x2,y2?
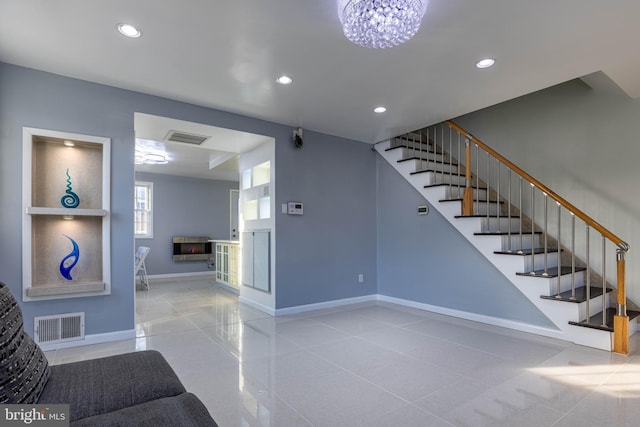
338,0,428,49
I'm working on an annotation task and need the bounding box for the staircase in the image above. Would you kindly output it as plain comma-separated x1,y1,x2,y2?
376,121,637,353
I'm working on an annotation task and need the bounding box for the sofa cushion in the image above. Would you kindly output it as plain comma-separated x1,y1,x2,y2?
0,282,50,404
69,392,218,427
38,350,187,421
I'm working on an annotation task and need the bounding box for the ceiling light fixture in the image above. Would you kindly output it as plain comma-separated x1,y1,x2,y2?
142,153,168,165
374,106,387,113
338,0,428,49
117,23,142,38
135,150,168,165
276,75,293,85
475,58,495,69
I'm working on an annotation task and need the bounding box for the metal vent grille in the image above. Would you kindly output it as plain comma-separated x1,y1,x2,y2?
165,130,209,145
34,312,85,345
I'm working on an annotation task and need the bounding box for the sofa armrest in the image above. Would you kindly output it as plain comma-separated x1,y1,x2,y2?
69,393,217,427
38,350,186,422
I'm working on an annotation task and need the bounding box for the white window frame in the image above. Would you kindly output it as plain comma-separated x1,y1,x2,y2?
135,181,153,238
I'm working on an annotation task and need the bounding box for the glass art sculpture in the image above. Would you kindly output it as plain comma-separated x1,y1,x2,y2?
60,234,79,280
60,168,80,208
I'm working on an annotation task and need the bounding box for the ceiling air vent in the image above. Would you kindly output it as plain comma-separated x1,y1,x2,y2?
165,130,209,145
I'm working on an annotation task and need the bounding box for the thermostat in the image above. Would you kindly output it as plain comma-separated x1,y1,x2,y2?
418,205,429,216
288,202,303,215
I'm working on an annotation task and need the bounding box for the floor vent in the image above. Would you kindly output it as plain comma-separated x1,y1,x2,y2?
34,312,85,345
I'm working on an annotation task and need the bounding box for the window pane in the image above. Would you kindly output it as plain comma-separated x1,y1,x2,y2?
134,182,152,237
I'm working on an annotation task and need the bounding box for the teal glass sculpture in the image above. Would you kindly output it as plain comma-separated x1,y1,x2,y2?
60,168,80,208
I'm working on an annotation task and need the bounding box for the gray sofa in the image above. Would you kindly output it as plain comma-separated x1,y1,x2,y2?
0,282,217,426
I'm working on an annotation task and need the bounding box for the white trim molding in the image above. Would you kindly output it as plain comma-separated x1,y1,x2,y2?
38,329,136,351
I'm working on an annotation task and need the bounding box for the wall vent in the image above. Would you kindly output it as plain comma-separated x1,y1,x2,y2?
34,312,85,345
165,130,209,145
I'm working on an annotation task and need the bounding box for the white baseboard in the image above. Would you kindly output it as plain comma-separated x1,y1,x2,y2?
377,294,565,340
242,292,560,341
239,296,276,316
274,295,378,316
39,329,136,351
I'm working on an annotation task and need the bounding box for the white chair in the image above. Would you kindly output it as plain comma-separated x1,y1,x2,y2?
135,246,151,290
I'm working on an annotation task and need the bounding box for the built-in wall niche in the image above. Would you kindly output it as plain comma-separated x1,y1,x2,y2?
22,127,111,301
241,161,271,221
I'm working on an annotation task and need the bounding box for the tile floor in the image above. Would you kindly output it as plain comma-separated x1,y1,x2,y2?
44,278,640,426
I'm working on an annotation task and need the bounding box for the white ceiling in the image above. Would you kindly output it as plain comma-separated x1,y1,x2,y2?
2,0,640,177
134,113,272,181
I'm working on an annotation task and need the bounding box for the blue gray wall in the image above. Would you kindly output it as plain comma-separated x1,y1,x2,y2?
274,132,378,308
0,62,378,336
376,156,555,327
1,64,137,335
134,172,238,276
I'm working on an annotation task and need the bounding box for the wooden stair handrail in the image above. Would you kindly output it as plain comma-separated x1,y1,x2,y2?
445,120,630,253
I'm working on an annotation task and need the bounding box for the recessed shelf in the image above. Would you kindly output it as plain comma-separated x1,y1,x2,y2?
26,207,108,216
22,127,111,301
26,281,106,297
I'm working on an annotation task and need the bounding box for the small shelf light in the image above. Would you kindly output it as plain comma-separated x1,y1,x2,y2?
62,215,74,220
276,75,293,85
374,106,387,114
117,23,142,38
63,140,75,147
475,58,496,69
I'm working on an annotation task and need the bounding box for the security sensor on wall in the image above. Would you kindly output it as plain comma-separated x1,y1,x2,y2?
293,127,303,149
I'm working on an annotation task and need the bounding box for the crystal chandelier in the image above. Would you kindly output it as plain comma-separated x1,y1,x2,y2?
338,0,428,49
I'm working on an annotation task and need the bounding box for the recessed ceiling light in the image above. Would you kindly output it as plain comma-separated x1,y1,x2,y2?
475,58,495,69
117,23,142,38
276,75,293,85
374,106,387,114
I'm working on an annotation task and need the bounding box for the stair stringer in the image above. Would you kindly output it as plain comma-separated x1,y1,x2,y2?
376,140,614,351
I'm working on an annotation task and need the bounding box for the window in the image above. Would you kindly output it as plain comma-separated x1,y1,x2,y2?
135,181,153,238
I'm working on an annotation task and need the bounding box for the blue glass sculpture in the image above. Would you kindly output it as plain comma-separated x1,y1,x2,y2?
60,168,80,208
59,235,79,281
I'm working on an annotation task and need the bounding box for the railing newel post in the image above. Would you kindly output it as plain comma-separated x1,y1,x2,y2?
462,137,473,215
613,248,629,355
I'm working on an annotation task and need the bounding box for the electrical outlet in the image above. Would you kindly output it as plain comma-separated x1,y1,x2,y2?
358,274,364,283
